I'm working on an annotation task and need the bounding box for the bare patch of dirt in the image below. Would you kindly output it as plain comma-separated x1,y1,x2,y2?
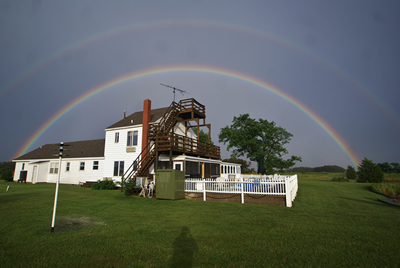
54,216,106,232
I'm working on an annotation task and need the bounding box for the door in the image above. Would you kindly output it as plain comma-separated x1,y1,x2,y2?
32,166,37,184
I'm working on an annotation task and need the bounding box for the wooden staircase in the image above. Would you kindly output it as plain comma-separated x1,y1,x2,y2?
122,98,219,183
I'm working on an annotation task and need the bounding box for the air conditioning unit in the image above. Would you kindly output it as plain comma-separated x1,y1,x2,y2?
126,147,136,153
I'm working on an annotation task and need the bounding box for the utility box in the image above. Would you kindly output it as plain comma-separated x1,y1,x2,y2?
156,169,185,200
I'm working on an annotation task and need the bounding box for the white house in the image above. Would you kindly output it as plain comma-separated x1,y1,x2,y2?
13,98,241,185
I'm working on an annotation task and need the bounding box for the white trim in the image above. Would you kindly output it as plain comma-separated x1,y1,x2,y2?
105,124,143,132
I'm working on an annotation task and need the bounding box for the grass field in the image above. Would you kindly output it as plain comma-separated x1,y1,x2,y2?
1,173,399,267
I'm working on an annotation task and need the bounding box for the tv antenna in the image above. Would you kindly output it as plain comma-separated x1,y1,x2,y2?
160,83,189,102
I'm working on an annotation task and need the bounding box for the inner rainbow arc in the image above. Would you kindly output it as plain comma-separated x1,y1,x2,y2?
13,65,361,167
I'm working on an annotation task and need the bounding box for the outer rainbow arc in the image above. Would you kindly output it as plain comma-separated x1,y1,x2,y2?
13,65,361,167
1,19,397,127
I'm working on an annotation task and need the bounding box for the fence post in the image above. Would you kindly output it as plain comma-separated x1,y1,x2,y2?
241,176,244,204
203,178,206,201
285,177,292,207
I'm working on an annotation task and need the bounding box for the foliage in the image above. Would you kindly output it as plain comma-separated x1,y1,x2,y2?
288,165,345,173
0,169,13,182
116,177,137,196
222,158,256,174
345,165,357,180
371,183,400,196
331,176,349,182
357,158,384,183
0,162,15,181
123,179,136,196
192,127,214,153
382,173,400,182
91,179,116,190
377,162,400,173
219,114,302,174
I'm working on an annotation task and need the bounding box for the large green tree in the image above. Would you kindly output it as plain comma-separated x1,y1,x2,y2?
357,158,384,183
218,114,302,174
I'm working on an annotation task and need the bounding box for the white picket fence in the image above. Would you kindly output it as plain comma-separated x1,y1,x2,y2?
185,174,298,207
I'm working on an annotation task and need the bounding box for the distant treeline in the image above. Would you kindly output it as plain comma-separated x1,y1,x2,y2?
0,161,15,181
377,162,400,173
287,165,345,173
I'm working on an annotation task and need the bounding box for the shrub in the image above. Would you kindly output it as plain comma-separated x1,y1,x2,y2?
122,179,136,196
357,158,384,183
116,178,137,196
91,180,116,190
0,169,13,182
371,183,400,196
345,165,357,180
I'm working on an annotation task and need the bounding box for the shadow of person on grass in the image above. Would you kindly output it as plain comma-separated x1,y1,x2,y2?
169,226,198,268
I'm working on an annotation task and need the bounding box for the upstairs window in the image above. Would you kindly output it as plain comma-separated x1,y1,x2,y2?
93,161,99,170
127,130,138,146
115,132,119,143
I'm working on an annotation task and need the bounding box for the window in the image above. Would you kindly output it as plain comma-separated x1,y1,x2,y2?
212,163,220,176
185,161,199,176
113,161,124,176
175,163,181,171
22,163,25,170
93,161,99,170
49,163,59,174
115,132,119,143
66,162,70,172
127,130,138,146
80,162,85,171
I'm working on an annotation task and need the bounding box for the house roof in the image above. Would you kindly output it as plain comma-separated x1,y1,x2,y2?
14,139,105,161
106,107,169,129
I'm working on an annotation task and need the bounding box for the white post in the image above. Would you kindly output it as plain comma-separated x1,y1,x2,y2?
241,176,244,204
285,177,292,207
51,142,63,233
203,178,206,201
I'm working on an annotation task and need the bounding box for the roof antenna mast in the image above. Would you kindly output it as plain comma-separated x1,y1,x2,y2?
160,83,189,102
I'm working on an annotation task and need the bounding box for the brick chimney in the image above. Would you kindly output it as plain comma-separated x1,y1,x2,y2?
141,99,151,163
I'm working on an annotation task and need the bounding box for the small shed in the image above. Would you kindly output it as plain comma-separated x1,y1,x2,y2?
156,169,185,200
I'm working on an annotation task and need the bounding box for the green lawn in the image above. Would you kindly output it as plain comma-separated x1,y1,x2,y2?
1,174,399,267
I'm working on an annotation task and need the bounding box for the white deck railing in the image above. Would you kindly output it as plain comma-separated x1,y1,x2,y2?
185,174,298,207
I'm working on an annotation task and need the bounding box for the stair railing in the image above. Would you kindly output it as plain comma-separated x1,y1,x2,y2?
122,141,155,183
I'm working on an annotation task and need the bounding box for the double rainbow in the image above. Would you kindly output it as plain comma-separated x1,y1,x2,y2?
13,65,361,166
2,19,398,125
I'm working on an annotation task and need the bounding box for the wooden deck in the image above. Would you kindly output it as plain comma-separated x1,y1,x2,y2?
155,133,220,159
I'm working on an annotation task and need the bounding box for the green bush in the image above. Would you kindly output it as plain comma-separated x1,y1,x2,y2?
345,165,357,180
91,180,116,190
123,179,136,196
0,169,13,182
357,158,384,183
371,183,400,196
